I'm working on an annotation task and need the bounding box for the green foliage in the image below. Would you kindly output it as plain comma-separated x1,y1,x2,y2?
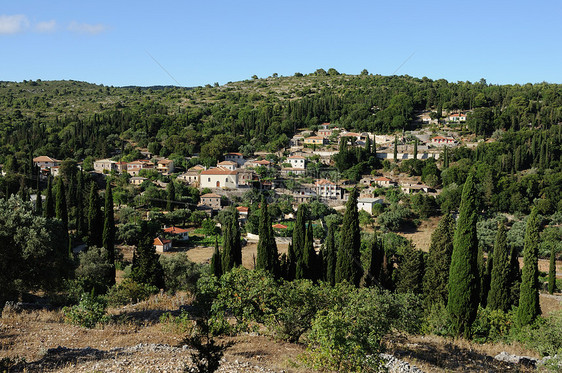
102,180,116,286
470,307,514,343
513,311,562,358
63,292,109,328
159,254,202,293
548,246,557,294
256,196,279,276
105,278,158,306
423,213,455,309
335,188,362,286
75,246,114,295
130,227,165,289
395,245,424,294
517,207,541,327
487,223,513,312
0,196,68,306
378,203,414,231
448,174,480,338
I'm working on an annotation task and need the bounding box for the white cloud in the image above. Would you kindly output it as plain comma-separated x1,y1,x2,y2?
68,21,108,35
35,20,56,33
0,14,29,34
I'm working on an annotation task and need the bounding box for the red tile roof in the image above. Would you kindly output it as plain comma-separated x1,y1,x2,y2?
236,206,249,213
201,193,222,198
154,237,171,246
163,226,189,234
316,179,335,186
200,167,237,175
272,224,288,229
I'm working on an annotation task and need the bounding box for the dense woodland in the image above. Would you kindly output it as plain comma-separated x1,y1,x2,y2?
1,72,562,371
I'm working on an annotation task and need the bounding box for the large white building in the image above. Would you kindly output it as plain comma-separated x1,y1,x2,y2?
200,167,239,189
315,179,341,199
287,155,306,169
357,198,383,215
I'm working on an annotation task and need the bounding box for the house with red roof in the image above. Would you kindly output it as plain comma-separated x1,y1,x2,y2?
304,136,329,146
154,237,172,253
33,156,61,169
163,226,189,241
224,152,246,166
200,193,222,210
431,136,457,146
156,159,175,175
315,179,342,199
373,176,396,187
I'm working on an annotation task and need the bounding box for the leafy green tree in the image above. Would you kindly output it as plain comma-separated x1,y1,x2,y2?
335,188,362,286
447,174,480,338
0,196,67,306
423,213,455,308
517,207,541,326
256,196,279,276
487,223,513,311
75,246,114,295
102,180,116,286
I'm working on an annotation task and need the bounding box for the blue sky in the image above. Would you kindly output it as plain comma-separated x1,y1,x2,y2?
1,1,561,87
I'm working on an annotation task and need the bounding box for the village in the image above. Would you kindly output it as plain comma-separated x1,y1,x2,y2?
28,112,467,256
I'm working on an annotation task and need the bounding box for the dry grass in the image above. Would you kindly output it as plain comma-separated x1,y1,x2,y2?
398,216,441,252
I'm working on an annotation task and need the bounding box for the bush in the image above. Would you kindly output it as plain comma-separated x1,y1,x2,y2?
75,246,114,295
159,310,195,334
159,254,202,293
471,307,514,343
63,293,109,328
421,303,452,337
105,278,158,306
513,311,562,357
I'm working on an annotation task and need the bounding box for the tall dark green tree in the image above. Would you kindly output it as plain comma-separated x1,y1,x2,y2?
364,136,371,154
87,182,103,248
222,215,235,273
393,136,398,162
231,209,242,266
443,146,449,168
35,176,43,216
517,207,541,326
131,227,164,288
395,245,425,294
103,180,116,286
335,188,362,286
211,237,223,278
75,171,85,238
413,138,418,160
293,204,308,280
322,223,337,286
508,243,521,307
548,246,557,295
423,213,455,308
256,196,279,275
44,176,55,219
364,233,382,287
478,245,492,307
447,174,479,338
166,180,175,211
55,177,68,233
301,219,316,280
487,223,512,312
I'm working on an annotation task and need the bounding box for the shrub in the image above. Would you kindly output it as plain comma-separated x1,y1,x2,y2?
471,307,514,343
513,311,562,357
105,278,158,306
63,293,109,328
159,310,195,334
421,303,452,336
159,254,202,293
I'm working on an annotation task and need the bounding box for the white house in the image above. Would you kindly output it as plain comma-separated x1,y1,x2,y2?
357,198,383,215
315,179,341,199
224,153,246,167
287,155,306,169
447,113,467,122
373,176,395,187
33,156,61,169
93,159,116,173
163,226,189,241
130,176,147,185
217,160,237,171
154,237,172,253
200,167,239,189
156,159,175,175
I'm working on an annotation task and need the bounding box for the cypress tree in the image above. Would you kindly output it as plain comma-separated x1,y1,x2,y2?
44,176,55,219
103,180,116,286
335,187,362,286
131,228,164,288
222,215,235,273
548,246,557,295
517,208,541,326
87,182,103,247
423,213,455,308
508,244,521,307
35,177,43,216
395,245,425,294
231,209,242,266
166,180,175,211
322,224,337,286
211,237,223,278
487,223,512,312
443,146,449,168
478,245,492,307
364,136,371,154
301,220,316,280
447,174,480,338
293,204,308,279
393,136,398,162
365,233,383,287
55,177,68,233
380,249,394,290
286,243,296,281
256,196,278,275
413,138,418,160
76,171,84,238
